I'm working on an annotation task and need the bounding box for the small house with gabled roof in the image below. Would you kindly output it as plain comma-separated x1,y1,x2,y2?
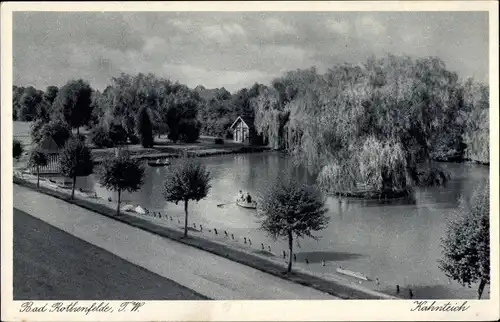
230,115,256,144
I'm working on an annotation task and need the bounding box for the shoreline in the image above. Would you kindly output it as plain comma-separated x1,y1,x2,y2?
13,175,397,300
92,146,272,164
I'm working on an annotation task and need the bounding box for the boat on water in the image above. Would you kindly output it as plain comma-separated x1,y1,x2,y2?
134,205,146,214
148,158,170,167
121,204,135,212
236,200,257,209
336,267,369,281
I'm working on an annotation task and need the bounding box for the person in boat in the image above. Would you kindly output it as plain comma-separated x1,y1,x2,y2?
237,190,244,201
246,193,252,203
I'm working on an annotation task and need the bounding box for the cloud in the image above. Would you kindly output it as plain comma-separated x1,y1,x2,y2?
264,18,296,34
325,19,351,34
356,15,387,36
202,23,246,43
12,12,489,93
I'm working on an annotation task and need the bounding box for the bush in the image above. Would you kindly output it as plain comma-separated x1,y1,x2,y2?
13,139,23,160
128,133,140,144
214,138,224,144
109,122,128,146
416,166,451,187
179,119,201,143
90,125,114,148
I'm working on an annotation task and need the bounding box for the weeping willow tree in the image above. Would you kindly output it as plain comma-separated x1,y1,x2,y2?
461,80,489,164
252,86,290,150
258,55,481,197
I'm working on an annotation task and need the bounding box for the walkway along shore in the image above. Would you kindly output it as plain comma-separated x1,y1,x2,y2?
13,176,397,300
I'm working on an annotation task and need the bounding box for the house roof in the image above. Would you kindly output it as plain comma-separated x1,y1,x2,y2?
38,136,61,153
230,115,255,130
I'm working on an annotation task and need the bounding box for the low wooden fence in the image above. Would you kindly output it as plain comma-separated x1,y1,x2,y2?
30,154,60,174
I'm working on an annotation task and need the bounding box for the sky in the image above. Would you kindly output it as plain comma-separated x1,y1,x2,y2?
13,11,489,93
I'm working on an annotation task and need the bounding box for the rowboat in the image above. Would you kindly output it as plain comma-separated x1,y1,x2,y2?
336,267,369,281
236,200,257,209
134,205,146,215
148,159,170,167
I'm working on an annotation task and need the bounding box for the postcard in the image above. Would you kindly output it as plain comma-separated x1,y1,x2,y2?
1,1,498,321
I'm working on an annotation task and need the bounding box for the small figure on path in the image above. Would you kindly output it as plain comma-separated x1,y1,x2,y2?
244,237,247,244
268,245,271,252
409,289,414,299
200,225,203,231
396,285,400,294
305,258,309,264
224,230,228,237
261,243,264,250
193,223,196,228
170,216,173,221
293,254,297,262
214,228,218,235
248,239,252,245
108,197,112,202
231,233,235,240
322,260,326,267
376,277,380,286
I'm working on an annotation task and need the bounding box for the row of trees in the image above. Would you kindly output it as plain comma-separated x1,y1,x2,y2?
13,74,271,151
15,132,490,294
13,75,206,150
251,55,490,195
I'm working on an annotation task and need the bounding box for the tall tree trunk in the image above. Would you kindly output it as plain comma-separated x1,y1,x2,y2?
478,279,486,299
287,230,293,273
71,175,76,199
116,189,121,216
184,199,189,238
36,166,40,189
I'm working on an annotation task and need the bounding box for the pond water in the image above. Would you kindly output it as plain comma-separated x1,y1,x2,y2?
74,152,489,298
